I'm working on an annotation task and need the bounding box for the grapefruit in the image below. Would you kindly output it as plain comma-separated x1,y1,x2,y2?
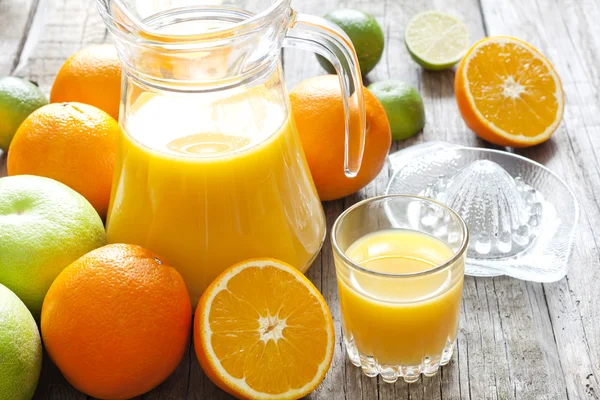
0,283,42,400
0,175,106,318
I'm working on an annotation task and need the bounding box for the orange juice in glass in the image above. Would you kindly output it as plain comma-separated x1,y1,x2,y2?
98,0,368,305
332,195,468,383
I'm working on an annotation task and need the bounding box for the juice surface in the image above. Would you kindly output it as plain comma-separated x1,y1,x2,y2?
337,229,464,366
106,86,326,305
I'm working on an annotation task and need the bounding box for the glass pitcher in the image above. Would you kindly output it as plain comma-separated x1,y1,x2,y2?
97,0,366,305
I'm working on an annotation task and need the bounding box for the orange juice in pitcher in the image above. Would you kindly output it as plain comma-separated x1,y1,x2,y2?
98,0,367,304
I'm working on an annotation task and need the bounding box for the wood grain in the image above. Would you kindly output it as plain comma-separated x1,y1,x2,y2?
0,0,38,162
0,0,38,76
0,0,597,398
15,0,107,93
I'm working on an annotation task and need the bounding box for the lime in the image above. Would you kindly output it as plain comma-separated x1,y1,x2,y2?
0,283,42,400
317,9,385,76
0,77,47,151
0,175,106,318
404,11,470,70
368,80,425,140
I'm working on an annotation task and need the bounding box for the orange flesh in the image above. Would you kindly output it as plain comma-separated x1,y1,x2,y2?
466,41,561,137
208,265,330,394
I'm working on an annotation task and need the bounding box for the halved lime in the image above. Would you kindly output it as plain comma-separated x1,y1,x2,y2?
404,11,470,71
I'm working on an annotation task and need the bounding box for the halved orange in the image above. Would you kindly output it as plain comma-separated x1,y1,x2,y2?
455,36,564,147
194,258,334,400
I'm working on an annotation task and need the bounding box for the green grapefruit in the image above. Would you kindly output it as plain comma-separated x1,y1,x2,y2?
0,175,106,318
0,283,42,400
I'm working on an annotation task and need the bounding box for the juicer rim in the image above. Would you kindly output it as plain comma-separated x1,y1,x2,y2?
385,144,580,214
331,194,469,278
384,144,581,280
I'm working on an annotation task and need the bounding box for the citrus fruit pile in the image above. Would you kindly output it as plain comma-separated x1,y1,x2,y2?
1,44,121,219
0,175,334,399
0,39,339,400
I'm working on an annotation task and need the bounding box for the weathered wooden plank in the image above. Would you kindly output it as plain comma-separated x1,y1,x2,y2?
0,0,37,75
33,349,86,400
17,0,106,94
0,152,6,178
141,339,194,400
479,0,600,398
0,0,38,162
186,339,234,400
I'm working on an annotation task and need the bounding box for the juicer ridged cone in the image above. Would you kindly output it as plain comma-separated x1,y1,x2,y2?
424,160,542,259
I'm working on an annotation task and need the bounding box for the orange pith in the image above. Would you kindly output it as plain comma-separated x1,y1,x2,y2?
194,258,334,400
455,36,564,147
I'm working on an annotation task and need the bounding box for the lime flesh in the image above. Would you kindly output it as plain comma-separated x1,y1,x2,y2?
405,11,470,70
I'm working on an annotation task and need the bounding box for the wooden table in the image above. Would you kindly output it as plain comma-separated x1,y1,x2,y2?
1,0,598,398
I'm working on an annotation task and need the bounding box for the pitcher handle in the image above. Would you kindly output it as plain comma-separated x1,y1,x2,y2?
284,12,366,178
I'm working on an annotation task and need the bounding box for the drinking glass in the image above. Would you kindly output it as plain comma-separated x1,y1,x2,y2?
331,195,468,383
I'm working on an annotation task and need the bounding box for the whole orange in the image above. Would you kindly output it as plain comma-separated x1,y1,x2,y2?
50,44,121,120
290,75,391,201
40,244,192,400
7,102,119,218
